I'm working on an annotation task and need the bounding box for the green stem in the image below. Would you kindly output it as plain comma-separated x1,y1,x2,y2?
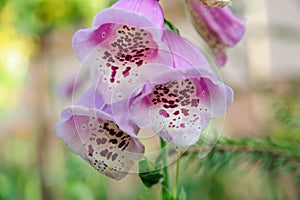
173,158,180,199
160,137,171,200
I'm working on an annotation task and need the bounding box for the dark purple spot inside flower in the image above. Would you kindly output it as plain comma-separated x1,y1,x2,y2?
191,99,200,107
116,131,123,137
109,139,118,144
122,142,130,151
173,110,180,115
88,145,94,156
96,138,107,145
107,152,112,159
100,149,108,157
112,153,118,161
125,55,132,61
159,109,170,118
136,60,143,66
122,67,131,77
181,108,189,116
118,140,126,148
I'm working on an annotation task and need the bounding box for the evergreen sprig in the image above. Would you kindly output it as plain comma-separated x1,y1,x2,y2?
182,137,300,197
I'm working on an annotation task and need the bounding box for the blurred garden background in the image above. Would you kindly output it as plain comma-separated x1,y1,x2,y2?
0,0,299,199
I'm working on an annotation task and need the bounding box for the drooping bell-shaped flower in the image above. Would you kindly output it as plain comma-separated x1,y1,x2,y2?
73,0,165,61
112,30,234,148
185,0,245,67
73,0,174,104
55,87,144,180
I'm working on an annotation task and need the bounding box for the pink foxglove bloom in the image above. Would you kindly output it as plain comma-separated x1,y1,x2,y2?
55,87,144,180
73,0,174,104
185,0,245,67
113,30,234,148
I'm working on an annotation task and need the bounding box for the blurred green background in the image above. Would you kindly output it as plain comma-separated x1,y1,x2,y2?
0,0,299,199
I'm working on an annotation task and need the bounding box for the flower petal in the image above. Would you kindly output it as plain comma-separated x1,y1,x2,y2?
185,0,245,66
162,29,224,88
73,8,163,61
77,87,139,136
196,6,245,47
112,0,164,28
72,23,116,62
162,29,211,70
76,86,110,112
86,25,172,104
130,77,233,147
55,106,144,180
126,30,232,142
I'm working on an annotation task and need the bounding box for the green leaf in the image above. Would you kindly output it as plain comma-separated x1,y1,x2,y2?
164,18,180,34
139,159,163,188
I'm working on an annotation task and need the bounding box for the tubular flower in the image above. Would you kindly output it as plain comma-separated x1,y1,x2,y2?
185,0,245,67
73,0,173,104
115,30,234,148
55,88,144,180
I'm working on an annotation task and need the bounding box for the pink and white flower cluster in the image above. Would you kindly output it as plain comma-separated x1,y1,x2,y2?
55,0,244,180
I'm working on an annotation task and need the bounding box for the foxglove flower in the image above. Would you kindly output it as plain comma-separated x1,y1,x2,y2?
185,0,245,66
73,0,173,104
55,87,144,180
113,30,234,148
